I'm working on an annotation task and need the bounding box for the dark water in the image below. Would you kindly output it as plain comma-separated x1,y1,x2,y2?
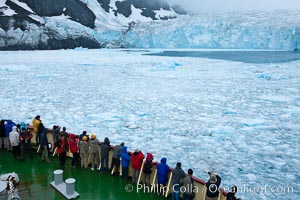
146,51,300,64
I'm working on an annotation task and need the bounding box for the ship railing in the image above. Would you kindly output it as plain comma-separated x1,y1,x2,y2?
28,125,227,200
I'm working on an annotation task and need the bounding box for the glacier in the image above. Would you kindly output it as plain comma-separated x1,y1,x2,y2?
0,49,299,200
123,11,300,50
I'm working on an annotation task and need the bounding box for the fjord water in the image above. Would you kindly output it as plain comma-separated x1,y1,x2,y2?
0,49,299,200
147,50,300,63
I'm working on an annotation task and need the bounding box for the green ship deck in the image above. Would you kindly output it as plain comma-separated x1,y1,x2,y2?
0,150,165,200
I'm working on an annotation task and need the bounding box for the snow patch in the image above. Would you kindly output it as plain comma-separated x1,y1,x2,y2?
10,0,35,13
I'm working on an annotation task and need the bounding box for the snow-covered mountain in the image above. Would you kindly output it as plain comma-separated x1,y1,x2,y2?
0,0,185,49
0,0,300,50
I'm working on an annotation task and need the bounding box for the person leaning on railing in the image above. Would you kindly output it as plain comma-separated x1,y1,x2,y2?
131,149,145,184
156,157,170,195
79,136,89,169
121,146,131,180
110,142,125,176
89,134,101,171
172,162,186,200
57,134,69,168
39,123,51,163
100,137,111,173
226,186,241,200
32,115,41,145
181,168,195,200
205,172,222,200
69,134,80,168
52,125,61,148
143,153,154,186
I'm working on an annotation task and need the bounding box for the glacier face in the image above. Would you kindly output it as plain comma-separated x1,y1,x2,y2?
123,11,300,50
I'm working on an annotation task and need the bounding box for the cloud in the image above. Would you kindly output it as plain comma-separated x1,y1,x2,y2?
168,0,300,12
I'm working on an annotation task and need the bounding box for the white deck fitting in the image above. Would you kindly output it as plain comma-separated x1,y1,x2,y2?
50,181,79,199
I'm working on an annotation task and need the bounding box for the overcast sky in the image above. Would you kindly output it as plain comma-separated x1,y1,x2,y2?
168,0,300,12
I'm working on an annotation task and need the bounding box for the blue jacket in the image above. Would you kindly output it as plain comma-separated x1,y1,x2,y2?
5,120,16,137
121,146,131,167
156,158,170,185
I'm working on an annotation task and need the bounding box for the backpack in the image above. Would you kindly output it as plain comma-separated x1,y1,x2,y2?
20,122,27,131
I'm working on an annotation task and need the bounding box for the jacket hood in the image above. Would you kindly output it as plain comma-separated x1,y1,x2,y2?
161,158,167,164
6,120,15,125
12,126,17,132
121,146,128,153
146,153,153,161
104,137,110,144
70,134,77,139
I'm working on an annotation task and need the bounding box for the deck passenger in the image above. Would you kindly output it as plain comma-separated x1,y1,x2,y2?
156,157,170,195
0,120,6,150
5,120,16,151
89,134,101,170
9,126,19,158
79,130,89,141
19,127,33,160
100,137,111,173
60,127,69,138
52,125,61,147
182,168,195,200
110,142,125,175
39,123,51,163
143,153,154,186
16,124,21,133
131,149,145,183
205,172,222,200
32,115,41,145
172,162,186,200
226,186,241,200
79,136,89,169
37,122,44,148
69,134,80,168
57,134,69,168
121,146,131,180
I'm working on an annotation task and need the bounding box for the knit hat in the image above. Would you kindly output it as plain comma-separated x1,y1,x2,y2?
82,136,88,141
70,134,77,139
210,174,217,183
146,153,153,160
91,134,96,139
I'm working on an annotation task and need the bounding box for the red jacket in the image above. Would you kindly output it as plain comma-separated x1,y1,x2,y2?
57,137,69,154
68,134,79,153
131,152,145,170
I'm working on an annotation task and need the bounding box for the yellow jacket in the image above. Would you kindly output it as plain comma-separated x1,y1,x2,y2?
32,119,40,133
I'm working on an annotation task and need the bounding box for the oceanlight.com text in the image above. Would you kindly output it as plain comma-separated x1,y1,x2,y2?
207,184,294,194
226,184,294,194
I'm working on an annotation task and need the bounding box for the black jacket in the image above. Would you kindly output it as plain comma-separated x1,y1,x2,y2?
206,175,221,198
0,123,5,138
226,192,238,200
100,138,110,158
